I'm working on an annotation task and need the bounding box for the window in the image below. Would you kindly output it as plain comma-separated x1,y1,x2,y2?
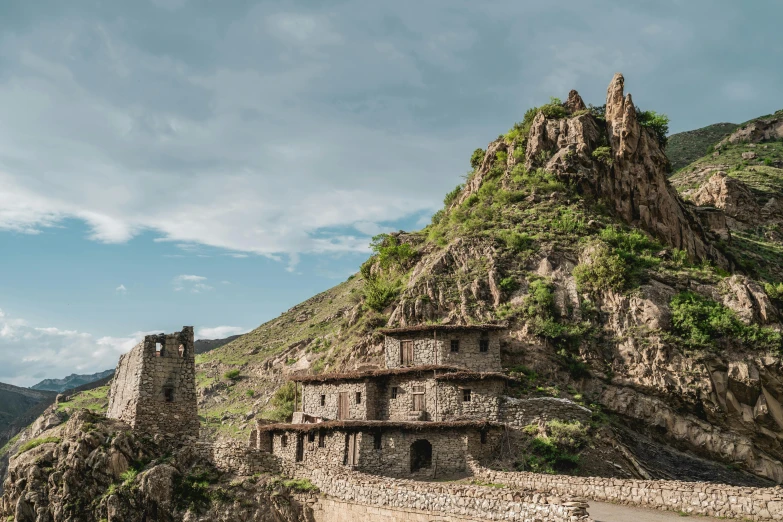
178,344,185,357
355,392,362,404
320,394,326,406
412,386,425,412
479,339,489,352
450,339,459,352
373,432,382,450
400,340,414,365
318,431,326,448
308,431,315,443
391,387,398,399
462,389,472,402
281,435,288,448
480,431,487,444
164,387,174,403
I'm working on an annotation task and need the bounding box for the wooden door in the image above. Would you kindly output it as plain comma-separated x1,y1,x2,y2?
412,386,425,412
400,340,414,366
296,434,304,462
338,391,350,420
346,433,358,467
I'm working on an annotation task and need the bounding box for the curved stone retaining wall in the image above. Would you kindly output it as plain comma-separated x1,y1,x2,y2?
473,466,783,521
284,463,592,521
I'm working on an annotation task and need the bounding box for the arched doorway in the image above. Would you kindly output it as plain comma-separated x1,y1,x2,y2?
410,439,432,472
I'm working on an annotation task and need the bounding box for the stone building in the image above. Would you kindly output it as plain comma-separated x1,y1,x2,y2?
292,366,514,423
254,324,518,478
107,326,199,438
380,324,505,372
256,420,504,479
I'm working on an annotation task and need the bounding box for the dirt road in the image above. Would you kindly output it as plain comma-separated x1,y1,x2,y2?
589,501,723,521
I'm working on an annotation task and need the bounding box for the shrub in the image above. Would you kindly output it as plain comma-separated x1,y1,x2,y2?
443,184,464,207
518,420,588,474
670,291,782,351
363,276,401,312
637,109,670,148
591,146,613,165
573,242,627,293
16,437,61,456
765,282,783,301
245,390,255,398
261,382,297,422
499,276,519,293
523,279,555,318
588,104,606,121
470,148,485,169
498,231,533,253
223,369,241,381
283,478,319,492
369,234,416,271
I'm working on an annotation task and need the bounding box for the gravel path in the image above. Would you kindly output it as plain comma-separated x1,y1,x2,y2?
589,501,723,522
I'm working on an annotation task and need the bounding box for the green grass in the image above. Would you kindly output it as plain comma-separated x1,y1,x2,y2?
667,122,737,171
0,432,22,458
56,386,110,413
16,436,61,456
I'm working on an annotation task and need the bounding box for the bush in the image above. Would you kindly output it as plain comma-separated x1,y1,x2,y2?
283,478,319,492
517,420,588,474
637,109,670,148
443,184,464,207
223,369,241,381
369,234,416,271
16,437,61,456
499,276,519,293
470,148,485,169
670,291,782,351
363,276,401,312
765,282,783,301
573,242,627,293
498,231,534,253
591,146,613,165
261,382,297,422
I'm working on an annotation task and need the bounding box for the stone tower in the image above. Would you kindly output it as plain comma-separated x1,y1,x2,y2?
107,326,199,439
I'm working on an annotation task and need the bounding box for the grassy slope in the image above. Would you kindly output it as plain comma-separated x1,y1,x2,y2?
666,122,738,172
671,128,783,282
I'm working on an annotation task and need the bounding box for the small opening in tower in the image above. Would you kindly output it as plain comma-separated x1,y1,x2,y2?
178,344,185,357
155,342,163,357
164,387,174,402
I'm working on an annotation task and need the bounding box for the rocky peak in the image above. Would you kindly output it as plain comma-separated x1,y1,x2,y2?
564,89,586,113
719,113,783,146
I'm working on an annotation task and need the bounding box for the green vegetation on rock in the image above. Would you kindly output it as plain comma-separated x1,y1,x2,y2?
16,436,61,456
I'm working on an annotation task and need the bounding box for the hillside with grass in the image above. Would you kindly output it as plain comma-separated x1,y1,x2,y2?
57,76,783,485
667,122,738,171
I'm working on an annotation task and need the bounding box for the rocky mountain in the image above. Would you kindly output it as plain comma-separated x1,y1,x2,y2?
192,74,783,484
667,122,738,172
31,370,115,393
194,335,241,355
5,73,783,519
0,383,56,449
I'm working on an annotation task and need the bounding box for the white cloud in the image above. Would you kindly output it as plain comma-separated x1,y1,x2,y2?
0,307,155,387
173,274,213,293
195,325,248,340
116,284,127,294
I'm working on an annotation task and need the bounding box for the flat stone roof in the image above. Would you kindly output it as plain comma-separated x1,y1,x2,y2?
289,365,517,384
378,323,507,335
257,419,503,434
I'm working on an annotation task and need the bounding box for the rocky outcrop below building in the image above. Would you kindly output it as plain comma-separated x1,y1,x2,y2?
1,410,313,522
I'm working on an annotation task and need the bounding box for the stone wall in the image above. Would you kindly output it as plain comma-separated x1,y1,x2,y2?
301,376,506,423
384,331,502,372
472,466,783,521
286,464,591,521
269,427,503,479
501,397,592,427
107,327,199,438
194,439,279,475
301,381,380,420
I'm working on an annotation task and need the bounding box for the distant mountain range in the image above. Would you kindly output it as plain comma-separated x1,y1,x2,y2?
31,369,115,393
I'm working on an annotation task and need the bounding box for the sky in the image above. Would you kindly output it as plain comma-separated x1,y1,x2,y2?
1,0,782,387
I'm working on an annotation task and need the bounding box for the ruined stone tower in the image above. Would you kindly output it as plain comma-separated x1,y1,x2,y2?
107,326,199,438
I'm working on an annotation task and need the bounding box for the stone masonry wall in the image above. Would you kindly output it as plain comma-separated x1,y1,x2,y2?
107,327,199,438
501,397,592,428
194,439,279,475
270,428,503,479
384,331,502,372
301,382,380,420
472,465,783,521
284,463,591,521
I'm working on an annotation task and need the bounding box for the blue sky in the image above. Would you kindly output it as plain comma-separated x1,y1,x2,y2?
1,0,782,386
